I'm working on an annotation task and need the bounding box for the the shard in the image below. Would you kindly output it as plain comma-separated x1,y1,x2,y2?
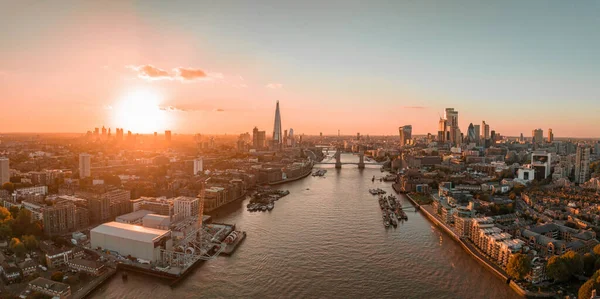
272,101,283,146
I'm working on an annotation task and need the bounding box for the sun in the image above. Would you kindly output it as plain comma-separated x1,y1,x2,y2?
112,88,168,133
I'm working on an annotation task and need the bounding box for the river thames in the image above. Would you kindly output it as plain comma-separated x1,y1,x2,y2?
92,153,519,299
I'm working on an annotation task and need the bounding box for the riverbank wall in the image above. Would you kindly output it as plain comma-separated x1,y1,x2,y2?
405,194,549,298
268,167,312,185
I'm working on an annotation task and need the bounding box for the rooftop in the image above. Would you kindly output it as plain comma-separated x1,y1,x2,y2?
116,210,154,222
91,221,170,244
29,277,70,294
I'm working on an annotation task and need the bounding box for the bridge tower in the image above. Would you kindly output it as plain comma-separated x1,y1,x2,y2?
358,149,365,169
335,149,342,169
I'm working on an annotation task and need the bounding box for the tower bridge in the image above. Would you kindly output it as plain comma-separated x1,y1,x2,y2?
315,148,383,168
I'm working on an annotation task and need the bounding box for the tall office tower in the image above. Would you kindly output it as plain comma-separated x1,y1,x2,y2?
272,101,283,147
284,130,288,147
444,108,459,144
481,121,490,140
438,118,447,142
574,145,591,184
193,158,203,175
473,124,481,143
0,157,9,185
532,128,544,144
101,126,107,137
165,130,172,142
491,130,496,142
398,125,412,146
94,127,99,136
289,128,295,147
467,123,476,143
356,132,360,140
520,133,524,143
107,128,111,138
79,153,91,178
547,129,554,143
116,128,124,141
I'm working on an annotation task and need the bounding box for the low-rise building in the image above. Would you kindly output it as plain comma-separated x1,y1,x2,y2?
67,258,105,276
28,277,71,299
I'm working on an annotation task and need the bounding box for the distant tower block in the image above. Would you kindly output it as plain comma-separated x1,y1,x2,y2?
335,149,342,169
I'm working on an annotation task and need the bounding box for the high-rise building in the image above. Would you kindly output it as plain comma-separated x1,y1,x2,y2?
467,123,476,143
79,154,91,178
531,151,551,180
42,201,76,236
0,157,9,185
116,128,124,141
574,145,591,184
532,128,544,144
444,108,459,144
399,125,412,146
252,127,266,149
174,196,200,219
289,128,295,147
473,124,481,142
165,130,172,142
94,128,99,136
482,121,490,140
437,118,447,143
272,101,283,147
547,129,554,143
519,133,524,143
101,126,107,137
193,158,203,175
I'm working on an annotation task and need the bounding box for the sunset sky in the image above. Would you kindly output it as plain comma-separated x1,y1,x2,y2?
1,1,599,137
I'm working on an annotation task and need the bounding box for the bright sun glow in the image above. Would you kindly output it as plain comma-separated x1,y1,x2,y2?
113,88,168,133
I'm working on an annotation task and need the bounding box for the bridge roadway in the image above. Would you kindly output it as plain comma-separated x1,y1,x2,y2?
316,162,383,165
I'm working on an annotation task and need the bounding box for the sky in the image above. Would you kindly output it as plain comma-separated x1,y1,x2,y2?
1,0,599,137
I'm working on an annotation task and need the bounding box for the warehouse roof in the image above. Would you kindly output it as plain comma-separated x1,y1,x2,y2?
91,221,170,243
115,210,154,222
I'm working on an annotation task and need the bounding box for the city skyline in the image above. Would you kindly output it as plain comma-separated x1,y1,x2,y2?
1,1,599,137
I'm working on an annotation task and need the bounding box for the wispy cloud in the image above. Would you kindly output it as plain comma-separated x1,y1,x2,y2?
266,83,283,89
103,105,113,110
127,64,171,80
402,106,427,109
173,67,207,81
127,64,224,82
215,108,225,112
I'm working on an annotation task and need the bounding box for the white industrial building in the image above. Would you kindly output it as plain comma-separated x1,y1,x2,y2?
90,222,172,262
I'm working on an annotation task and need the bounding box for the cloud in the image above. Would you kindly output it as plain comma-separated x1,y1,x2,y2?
215,108,225,112
402,106,427,109
174,67,207,81
103,105,113,110
266,83,283,89
127,64,171,80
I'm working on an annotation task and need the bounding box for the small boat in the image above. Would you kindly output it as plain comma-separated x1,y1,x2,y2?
372,176,375,182
267,203,274,211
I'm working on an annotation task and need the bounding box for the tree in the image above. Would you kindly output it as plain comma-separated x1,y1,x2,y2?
0,207,12,222
12,242,26,258
0,224,12,240
8,206,19,219
546,255,571,282
506,253,531,280
50,271,64,282
579,270,600,299
1,182,15,193
593,244,600,256
584,253,597,276
10,237,26,258
579,278,598,299
22,235,39,251
563,250,584,276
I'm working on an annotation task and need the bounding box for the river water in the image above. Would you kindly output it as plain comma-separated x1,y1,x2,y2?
92,153,519,299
